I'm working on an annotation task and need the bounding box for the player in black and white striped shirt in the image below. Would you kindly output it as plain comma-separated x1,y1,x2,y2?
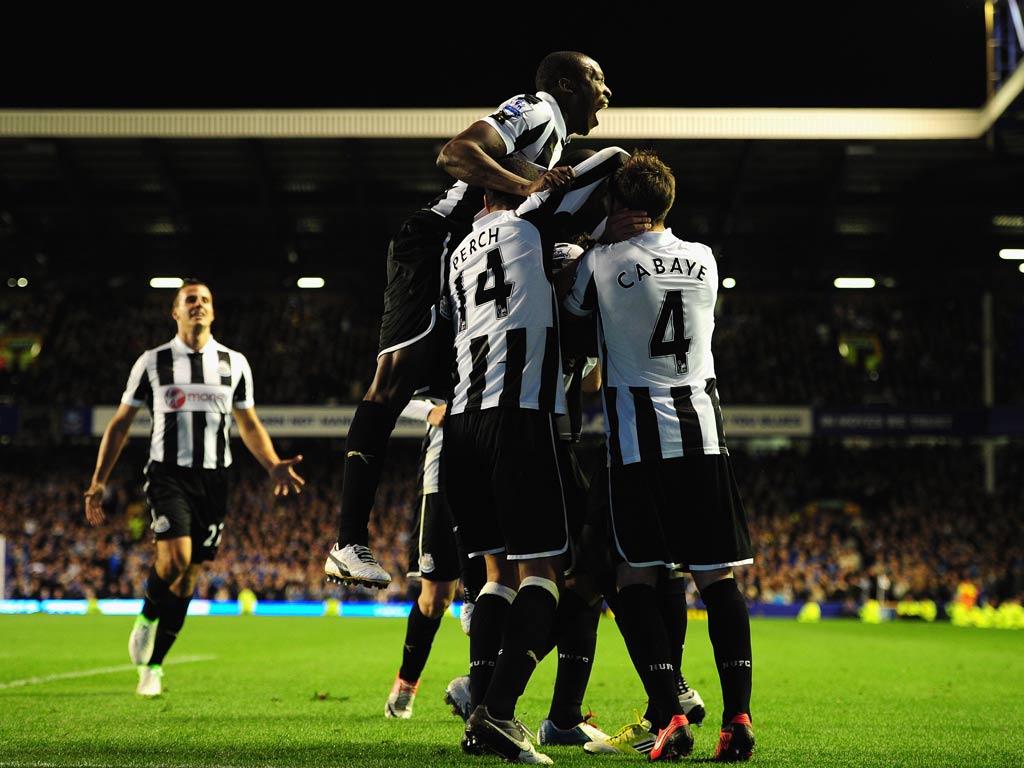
325,51,613,590
441,148,641,764
564,151,755,761
85,280,304,697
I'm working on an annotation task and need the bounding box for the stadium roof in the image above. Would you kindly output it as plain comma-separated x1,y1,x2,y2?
0,2,1022,294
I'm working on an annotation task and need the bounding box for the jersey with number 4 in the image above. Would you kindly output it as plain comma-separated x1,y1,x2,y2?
441,146,629,417
563,230,728,464
443,209,566,416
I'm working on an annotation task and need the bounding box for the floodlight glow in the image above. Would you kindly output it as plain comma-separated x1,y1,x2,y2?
1019,263,1024,274
992,215,1024,229
722,277,736,289
16,277,28,288
834,277,876,289
150,277,184,288
999,249,1024,260
297,277,325,289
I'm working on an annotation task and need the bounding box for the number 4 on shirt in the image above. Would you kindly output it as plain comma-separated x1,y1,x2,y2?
649,289,690,375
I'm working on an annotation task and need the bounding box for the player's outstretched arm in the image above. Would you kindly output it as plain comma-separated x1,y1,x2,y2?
233,406,305,496
437,121,573,196
85,403,139,525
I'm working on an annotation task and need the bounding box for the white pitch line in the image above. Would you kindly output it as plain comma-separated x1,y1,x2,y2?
0,654,217,690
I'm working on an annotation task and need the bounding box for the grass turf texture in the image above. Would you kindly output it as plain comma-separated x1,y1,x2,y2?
1,614,1021,767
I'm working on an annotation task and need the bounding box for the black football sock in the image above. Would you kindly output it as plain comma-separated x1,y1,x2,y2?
336,401,400,547
469,584,515,710
456,529,487,604
546,588,601,729
141,567,170,622
701,578,753,725
483,578,559,722
609,590,657,725
658,573,689,677
148,594,191,666
398,602,443,682
613,584,683,730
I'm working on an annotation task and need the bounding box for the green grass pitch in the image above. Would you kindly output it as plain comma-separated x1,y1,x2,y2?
1,614,1021,767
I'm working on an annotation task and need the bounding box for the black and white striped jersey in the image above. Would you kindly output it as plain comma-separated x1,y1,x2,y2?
402,397,444,496
442,209,566,415
121,335,255,469
441,147,630,416
564,231,729,465
557,355,599,442
552,242,593,443
425,91,569,229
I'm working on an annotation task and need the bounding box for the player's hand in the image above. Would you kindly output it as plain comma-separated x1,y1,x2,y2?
427,404,447,428
525,165,575,195
600,209,651,243
552,258,581,299
84,481,107,526
270,455,305,496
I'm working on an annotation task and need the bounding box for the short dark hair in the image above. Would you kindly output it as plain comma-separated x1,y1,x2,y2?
610,151,676,223
485,156,543,209
535,51,591,93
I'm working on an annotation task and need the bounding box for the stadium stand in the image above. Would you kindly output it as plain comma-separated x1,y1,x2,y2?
2,288,1021,407
3,440,1020,615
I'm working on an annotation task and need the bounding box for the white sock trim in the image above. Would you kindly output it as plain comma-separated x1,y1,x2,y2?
479,581,517,604
519,576,560,606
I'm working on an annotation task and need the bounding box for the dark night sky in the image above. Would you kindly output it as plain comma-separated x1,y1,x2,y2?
2,2,989,109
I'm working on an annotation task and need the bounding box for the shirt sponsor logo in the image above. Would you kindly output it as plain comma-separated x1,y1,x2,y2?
163,386,229,410
164,387,186,409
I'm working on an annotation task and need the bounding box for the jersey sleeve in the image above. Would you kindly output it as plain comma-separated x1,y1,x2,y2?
233,353,255,409
517,146,629,242
401,398,435,422
120,354,151,408
440,252,453,320
563,250,598,317
481,93,556,156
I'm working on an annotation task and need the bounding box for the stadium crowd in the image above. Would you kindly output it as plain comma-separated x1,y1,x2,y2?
2,288,1023,407
3,280,1022,618
3,441,1020,614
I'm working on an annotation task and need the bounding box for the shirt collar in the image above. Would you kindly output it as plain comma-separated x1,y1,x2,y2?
632,228,676,245
171,335,216,355
474,210,515,228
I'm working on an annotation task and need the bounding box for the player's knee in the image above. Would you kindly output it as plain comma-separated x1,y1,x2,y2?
418,581,455,618
517,557,560,586
157,554,190,582
616,562,658,591
366,349,424,407
693,568,733,594
418,594,452,619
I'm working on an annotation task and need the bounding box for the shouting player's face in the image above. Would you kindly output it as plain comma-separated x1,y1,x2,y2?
564,58,612,136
